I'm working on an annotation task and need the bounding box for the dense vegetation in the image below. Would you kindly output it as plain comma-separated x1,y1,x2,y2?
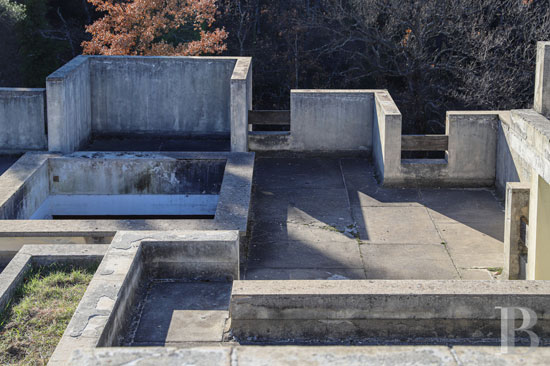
1,0,549,133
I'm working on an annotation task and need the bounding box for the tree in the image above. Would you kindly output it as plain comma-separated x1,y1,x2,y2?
82,0,228,56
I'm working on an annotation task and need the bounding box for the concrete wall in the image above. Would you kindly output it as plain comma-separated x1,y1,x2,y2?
0,88,47,151
230,58,252,152
0,153,51,220
445,111,499,186
372,91,401,183
47,56,92,153
230,280,550,341
48,153,226,195
535,41,550,118
290,90,374,152
90,57,237,135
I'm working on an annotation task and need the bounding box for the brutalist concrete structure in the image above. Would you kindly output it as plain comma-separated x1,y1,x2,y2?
0,46,550,366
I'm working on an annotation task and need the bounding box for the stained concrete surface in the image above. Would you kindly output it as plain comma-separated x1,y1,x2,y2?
85,134,230,152
244,157,505,280
125,281,232,346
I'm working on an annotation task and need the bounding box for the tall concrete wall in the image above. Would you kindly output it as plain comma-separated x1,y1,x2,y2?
0,88,47,151
372,91,401,183
535,41,550,118
230,58,252,152
90,56,236,135
290,90,374,152
46,56,92,153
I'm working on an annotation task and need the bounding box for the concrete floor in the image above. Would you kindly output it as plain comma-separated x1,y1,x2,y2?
244,157,505,280
126,281,232,346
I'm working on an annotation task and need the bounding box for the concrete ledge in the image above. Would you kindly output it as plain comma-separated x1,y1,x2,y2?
67,345,550,366
230,280,550,340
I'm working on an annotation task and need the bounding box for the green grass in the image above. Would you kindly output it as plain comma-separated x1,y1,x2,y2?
0,263,97,366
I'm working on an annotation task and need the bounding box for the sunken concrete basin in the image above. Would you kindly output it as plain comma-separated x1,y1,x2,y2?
0,152,254,253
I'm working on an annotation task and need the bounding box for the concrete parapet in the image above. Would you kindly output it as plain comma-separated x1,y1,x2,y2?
0,92,44,152
445,111,500,186
46,56,92,153
290,90,375,152
503,182,530,280
45,56,252,153
230,58,252,152
230,280,550,341
535,41,550,118
373,90,402,184
0,88,47,151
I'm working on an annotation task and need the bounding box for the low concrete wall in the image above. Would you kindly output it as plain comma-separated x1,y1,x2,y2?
0,153,52,219
230,280,550,341
49,231,239,365
49,153,226,195
290,90,374,152
90,57,237,135
445,111,499,186
0,88,47,151
47,56,92,153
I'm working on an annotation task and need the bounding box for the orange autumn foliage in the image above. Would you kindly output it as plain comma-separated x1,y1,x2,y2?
82,0,228,56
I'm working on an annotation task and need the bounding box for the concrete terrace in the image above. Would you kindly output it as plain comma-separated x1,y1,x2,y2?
245,156,505,280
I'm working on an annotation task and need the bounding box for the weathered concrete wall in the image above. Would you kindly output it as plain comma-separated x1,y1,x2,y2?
0,88,47,151
230,58,252,152
230,280,550,341
445,111,499,186
90,56,236,135
535,41,550,118
372,91,401,183
503,182,529,280
495,112,532,195
48,153,226,195
290,90,375,152
0,153,51,219
47,56,92,153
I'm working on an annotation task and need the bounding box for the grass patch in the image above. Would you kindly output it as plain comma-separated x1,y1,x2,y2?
488,267,503,276
0,262,97,366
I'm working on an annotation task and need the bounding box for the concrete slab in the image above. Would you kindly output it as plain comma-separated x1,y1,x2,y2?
254,157,345,189
245,267,366,280
249,221,359,244
459,268,493,280
129,281,231,345
361,243,460,279
247,239,363,269
341,159,422,207
236,345,457,366
438,222,505,269
420,188,505,238
353,206,441,244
